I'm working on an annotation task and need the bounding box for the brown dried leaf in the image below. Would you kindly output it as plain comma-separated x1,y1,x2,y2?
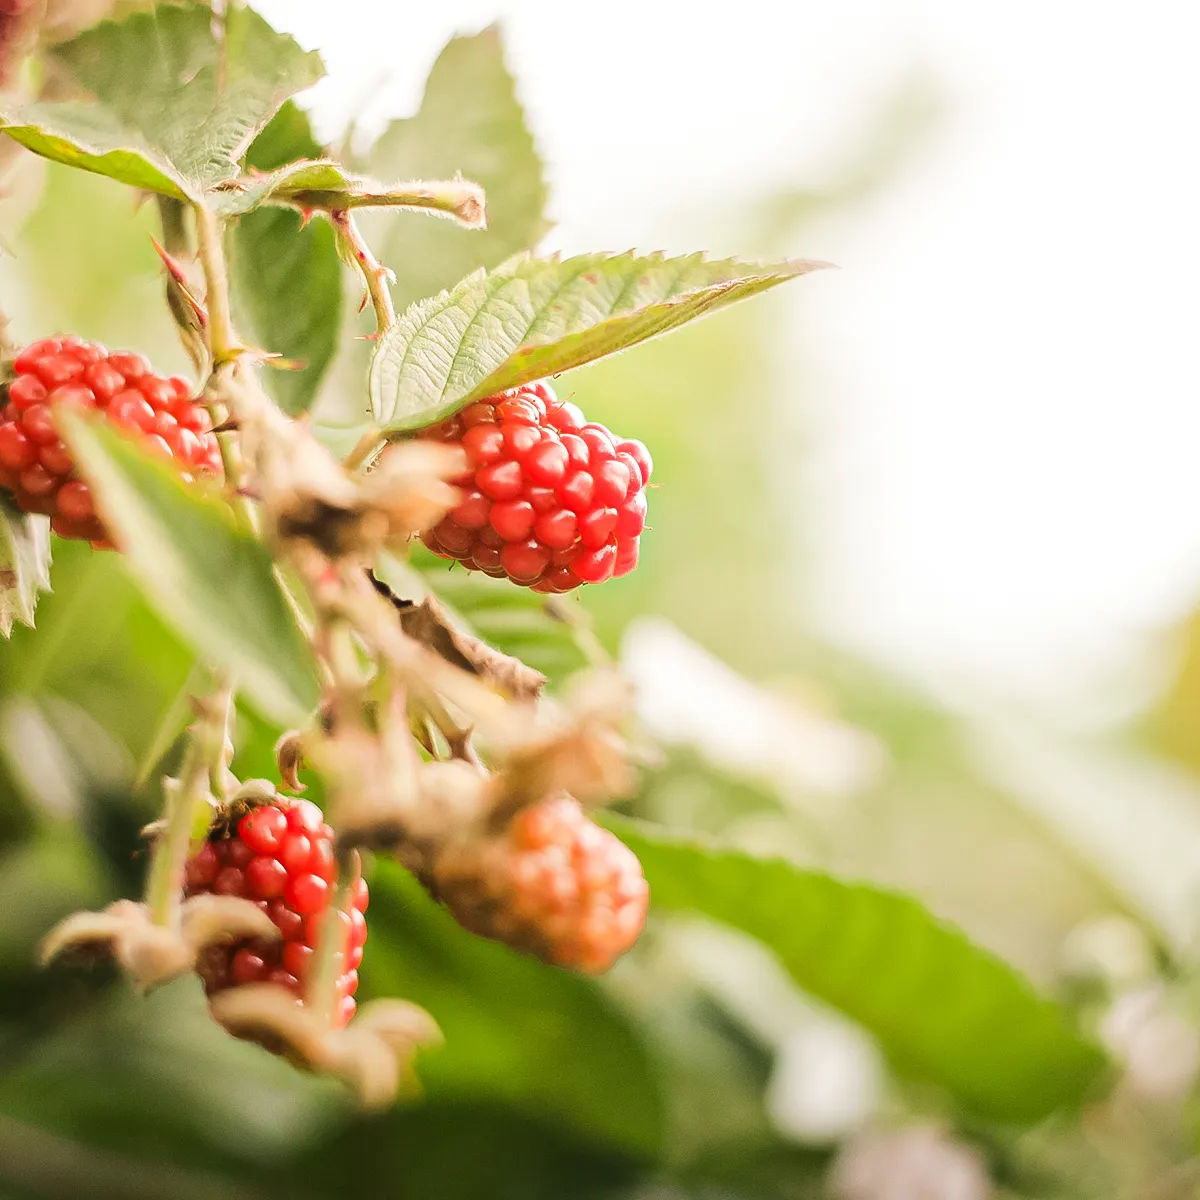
370,574,545,701
38,900,192,991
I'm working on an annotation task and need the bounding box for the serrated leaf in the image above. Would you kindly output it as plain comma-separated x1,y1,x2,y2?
0,496,51,637
58,413,319,727
365,25,548,314
1,2,323,200
375,546,590,686
0,101,189,198
607,816,1109,1123
232,102,341,415
370,252,824,432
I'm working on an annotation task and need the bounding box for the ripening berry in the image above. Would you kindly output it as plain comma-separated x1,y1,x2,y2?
418,381,651,591
0,335,222,547
184,798,368,1028
429,795,649,972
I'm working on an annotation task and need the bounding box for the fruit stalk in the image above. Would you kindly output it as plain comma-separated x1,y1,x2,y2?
146,675,233,928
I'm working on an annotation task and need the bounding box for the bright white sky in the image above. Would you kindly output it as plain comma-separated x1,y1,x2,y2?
258,0,1200,719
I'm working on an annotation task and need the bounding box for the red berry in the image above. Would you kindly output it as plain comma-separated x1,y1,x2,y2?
183,798,368,1029
416,381,650,590
0,337,221,545
429,794,648,972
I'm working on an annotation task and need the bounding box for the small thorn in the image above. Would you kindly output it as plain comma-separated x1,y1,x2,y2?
210,418,240,434
298,207,315,230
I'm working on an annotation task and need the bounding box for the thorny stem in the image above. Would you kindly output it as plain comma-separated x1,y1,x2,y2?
331,209,395,335
145,677,234,928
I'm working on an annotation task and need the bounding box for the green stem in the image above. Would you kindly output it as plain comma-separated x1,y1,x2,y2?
145,677,234,927
330,209,395,335
194,205,236,366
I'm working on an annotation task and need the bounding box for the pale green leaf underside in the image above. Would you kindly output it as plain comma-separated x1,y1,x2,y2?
370,252,825,432
0,498,52,638
59,414,319,727
0,1,324,200
608,817,1109,1123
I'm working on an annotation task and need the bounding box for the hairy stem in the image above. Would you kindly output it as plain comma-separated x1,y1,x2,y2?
194,205,237,366
145,677,233,927
331,209,395,335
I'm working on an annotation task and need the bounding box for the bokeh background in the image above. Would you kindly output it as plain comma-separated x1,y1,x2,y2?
4,2,1200,1197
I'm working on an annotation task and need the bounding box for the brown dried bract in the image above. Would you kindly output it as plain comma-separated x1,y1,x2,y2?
39,895,279,992
371,575,545,701
209,985,441,1110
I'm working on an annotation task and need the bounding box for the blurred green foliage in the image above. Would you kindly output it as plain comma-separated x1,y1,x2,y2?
2,11,1200,1200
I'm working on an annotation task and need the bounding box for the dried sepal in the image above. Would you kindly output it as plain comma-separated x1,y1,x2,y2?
485,669,636,827
180,893,281,950
305,686,423,850
208,985,441,1110
274,729,306,793
255,409,464,560
38,893,279,992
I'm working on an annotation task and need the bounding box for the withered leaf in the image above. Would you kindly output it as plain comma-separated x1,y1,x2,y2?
370,573,545,700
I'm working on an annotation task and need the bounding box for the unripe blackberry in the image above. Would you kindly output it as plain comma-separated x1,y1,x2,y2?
418,381,651,591
0,336,222,547
185,798,368,1028
429,795,648,972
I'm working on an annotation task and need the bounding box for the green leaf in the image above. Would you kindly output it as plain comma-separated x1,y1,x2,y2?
374,545,590,686
370,252,824,432
58,413,319,727
0,496,51,637
365,25,548,314
232,102,341,415
0,2,323,200
364,861,663,1158
606,817,1109,1123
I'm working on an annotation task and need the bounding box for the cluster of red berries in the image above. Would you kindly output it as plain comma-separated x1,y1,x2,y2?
0,336,222,546
431,795,649,973
419,381,651,592
184,799,367,1028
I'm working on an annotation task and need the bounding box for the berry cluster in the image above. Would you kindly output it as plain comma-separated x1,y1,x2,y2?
184,799,367,1028
419,381,651,591
0,336,222,546
430,795,648,972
